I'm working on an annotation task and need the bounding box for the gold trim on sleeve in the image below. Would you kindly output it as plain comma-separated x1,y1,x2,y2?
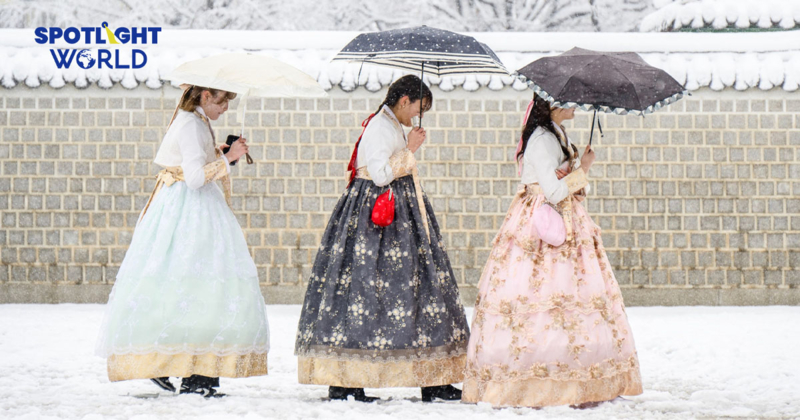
389,148,416,179
213,147,233,208
564,168,589,194
203,158,228,183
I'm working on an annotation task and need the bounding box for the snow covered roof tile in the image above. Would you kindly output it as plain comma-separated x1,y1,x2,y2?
1,29,800,92
641,0,800,32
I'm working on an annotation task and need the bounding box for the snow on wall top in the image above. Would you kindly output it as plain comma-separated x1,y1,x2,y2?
641,0,800,32
2,29,800,93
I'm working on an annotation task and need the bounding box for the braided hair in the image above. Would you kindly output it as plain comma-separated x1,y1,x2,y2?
346,75,433,186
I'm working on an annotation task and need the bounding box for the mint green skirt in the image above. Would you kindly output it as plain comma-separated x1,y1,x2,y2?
95,181,269,380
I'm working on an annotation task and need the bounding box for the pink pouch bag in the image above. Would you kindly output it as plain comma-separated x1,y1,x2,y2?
533,160,571,246
533,201,566,247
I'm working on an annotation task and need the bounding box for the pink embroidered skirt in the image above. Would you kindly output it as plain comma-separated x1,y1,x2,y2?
463,185,643,407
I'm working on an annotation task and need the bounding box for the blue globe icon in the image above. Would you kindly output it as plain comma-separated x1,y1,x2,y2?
76,49,96,69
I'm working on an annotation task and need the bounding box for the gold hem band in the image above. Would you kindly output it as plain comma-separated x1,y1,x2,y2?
107,352,268,382
297,355,466,388
462,368,642,408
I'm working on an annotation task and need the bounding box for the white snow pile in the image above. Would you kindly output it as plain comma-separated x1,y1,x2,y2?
641,0,800,32
1,304,799,419
2,28,800,92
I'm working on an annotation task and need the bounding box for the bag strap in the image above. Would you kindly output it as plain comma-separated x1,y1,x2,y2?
346,113,377,187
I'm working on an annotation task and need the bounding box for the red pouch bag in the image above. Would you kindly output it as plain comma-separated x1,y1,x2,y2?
372,188,395,227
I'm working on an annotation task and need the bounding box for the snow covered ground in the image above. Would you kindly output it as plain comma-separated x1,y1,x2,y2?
1,304,799,419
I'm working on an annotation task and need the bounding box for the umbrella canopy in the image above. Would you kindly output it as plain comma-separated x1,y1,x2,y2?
516,47,686,116
334,26,508,128
164,53,327,164
165,53,327,99
333,26,508,76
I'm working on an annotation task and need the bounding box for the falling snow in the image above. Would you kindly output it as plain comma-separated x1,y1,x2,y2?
0,0,653,32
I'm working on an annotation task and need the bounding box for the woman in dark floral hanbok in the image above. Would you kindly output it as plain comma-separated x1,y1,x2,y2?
295,75,469,403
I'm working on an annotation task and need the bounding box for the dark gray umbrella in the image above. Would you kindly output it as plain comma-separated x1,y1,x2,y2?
517,47,687,144
333,25,509,127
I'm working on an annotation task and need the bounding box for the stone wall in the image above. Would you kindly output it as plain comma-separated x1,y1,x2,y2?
1,85,799,305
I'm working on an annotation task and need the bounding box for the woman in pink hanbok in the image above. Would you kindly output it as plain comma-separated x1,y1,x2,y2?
462,94,643,408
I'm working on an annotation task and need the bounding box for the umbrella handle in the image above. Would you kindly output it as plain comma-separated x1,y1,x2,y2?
240,96,254,165
597,114,604,139
588,109,605,148
419,62,425,129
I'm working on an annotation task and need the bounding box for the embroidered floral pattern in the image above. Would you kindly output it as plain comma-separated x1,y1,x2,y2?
463,184,642,407
294,176,469,387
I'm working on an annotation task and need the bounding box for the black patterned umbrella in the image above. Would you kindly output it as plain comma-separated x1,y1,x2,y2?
333,25,509,127
333,26,508,76
517,47,687,144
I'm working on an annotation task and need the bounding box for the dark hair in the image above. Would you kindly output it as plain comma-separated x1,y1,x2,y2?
517,93,576,164
178,85,236,112
371,75,433,117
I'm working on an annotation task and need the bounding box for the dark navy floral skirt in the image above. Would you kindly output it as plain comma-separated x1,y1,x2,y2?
295,175,469,366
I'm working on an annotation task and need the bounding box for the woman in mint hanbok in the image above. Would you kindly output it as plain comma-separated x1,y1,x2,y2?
95,86,269,398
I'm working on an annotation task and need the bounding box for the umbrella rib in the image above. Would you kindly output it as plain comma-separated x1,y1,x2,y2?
555,56,642,112
607,59,646,112
555,57,604,104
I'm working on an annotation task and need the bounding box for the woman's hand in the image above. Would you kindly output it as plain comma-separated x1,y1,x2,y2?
580,144,595,173
407,127,426,153
555,168,570,180
223,137,249,163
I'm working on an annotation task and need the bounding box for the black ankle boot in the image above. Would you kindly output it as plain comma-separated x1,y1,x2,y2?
421,385,462,402
150,377,176,392
328,386,379,403
180,375,225,398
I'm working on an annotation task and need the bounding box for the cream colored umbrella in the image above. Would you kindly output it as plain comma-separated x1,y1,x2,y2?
165,53,327,161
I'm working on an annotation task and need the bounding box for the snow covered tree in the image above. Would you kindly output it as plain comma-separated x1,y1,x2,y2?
0,0,659,32
280,0,426,31
0,0,283,29
425,0,592,31
589,0,654,32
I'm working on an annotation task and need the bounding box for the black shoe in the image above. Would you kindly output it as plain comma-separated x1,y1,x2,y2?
328,386,379,403
180,375,225,399
193,388,226,399
421,385,462,402
570,400,604,409
150,377,175,392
